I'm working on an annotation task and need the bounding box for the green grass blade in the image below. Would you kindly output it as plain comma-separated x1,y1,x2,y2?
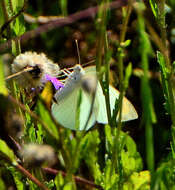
137,4,156,173
0,139,16,164
0,56,8,96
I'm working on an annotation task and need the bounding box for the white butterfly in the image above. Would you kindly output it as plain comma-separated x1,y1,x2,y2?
51,65,138,130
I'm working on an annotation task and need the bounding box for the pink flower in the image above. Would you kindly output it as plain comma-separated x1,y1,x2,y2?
45,74,64,90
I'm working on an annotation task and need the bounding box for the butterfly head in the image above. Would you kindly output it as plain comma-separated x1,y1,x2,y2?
65,64,85,85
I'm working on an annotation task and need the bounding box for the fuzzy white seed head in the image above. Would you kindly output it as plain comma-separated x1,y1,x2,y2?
11,52,60,88
20,144,56,167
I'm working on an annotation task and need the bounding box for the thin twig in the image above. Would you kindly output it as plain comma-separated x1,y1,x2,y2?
16,164,49,190
0,0,128,51
9,135,22,150
23,13,62,24
42,167,103,190
5,67,34,80
113,0,133,188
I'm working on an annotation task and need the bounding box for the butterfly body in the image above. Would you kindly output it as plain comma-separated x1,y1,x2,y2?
55,65,84,101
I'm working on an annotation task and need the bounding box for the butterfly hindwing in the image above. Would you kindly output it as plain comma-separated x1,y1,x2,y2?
108,86,138,122
83,66,138,122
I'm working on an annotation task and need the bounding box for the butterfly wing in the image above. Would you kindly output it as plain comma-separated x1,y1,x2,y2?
51,87,97,130
52,88,78,130
79,90,97,130
83,66,107,123
109,86,138,122
96,84,138,123
83,66,138,123
83,65,96,74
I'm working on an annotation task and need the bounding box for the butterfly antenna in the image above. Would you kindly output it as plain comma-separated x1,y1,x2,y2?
82,59,95,67
58,40,81,77
5,67,34,81
75,39,81,65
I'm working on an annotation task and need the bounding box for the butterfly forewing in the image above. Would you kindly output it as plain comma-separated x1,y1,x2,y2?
51,65,97,130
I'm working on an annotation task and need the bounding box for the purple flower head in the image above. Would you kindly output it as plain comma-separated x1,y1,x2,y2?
45,74,64,90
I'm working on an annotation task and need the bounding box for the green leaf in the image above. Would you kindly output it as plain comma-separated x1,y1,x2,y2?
26,117,44,144
121,133,143,176
60,0,68,16
12,16,25,36
55,172,64,189
0,56,8,96
0,5,5,28
137,8,156,172
121,151,136,176
157,51,170,114
36,124,44,144
124,62,132,90
45,179,55,189
104,125,143,179
0,139,16,164
0,172,5,190
149,0,158,18
129,171,150,190
12,40,17,56
151,160,175,189
8,166,25,190
105,125,113,152
157,51,170,79
124,134,137,156
121,39,131,48
27,179,38,190
80,130,102,183
63,182,75,190
103,159,119,189
11,0,24,11
28,124,37,143
36,99,59,140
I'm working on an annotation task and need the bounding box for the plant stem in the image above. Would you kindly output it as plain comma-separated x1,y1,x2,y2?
95,0,112,125
157,1,167,48
117,0,133,132
111,0,133,187
136,3,155,173
157,1,175,127
16,164,49,190
104,33,112,124
1,0,11,37
42,167,103,190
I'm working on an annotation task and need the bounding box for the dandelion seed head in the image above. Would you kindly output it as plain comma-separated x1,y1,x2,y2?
12,52,60,88
20,144,56,167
